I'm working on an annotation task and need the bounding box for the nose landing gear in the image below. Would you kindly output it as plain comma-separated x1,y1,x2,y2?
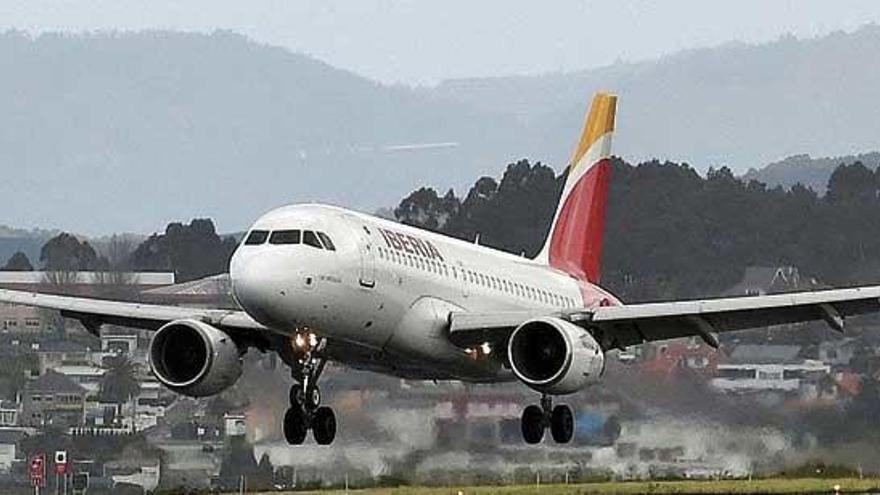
283,335,337,445
520,394,575,444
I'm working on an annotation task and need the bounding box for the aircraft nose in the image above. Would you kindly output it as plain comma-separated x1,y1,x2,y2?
230,250,286,325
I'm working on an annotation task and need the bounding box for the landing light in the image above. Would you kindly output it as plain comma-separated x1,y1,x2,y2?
480,342,492,355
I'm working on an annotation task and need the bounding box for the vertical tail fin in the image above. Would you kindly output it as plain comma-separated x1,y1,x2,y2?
535,92,617,283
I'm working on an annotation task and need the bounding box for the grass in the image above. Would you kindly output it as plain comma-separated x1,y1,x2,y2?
255,477,880,494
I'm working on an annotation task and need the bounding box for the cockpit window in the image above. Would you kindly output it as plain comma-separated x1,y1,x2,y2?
244,230,269,245
303,230,322,249
269,230,301,245
316,232,336,251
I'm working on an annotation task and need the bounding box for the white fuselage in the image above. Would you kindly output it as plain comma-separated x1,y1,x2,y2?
229,204,619,382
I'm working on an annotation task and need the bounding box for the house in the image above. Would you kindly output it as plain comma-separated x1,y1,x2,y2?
21,370,87,427
639,338,723,377
818,338,858,368
723,266,823,297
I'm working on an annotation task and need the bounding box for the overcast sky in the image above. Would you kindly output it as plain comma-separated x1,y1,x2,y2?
4,0,880,84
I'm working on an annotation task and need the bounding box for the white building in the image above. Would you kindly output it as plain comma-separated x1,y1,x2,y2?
712,345,831,397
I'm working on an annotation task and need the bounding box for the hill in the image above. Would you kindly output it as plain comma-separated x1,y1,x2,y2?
743,152,880,193
4,27,880,232
0,30,522,234
436,26,880,174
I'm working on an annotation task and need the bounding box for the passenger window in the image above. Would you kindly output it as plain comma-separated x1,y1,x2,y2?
317,232,336,251
303,231,323,249
269,230,301,245
244,230,269,245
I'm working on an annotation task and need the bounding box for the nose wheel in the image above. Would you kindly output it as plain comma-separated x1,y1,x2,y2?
521,394,575,444
283,335,337,445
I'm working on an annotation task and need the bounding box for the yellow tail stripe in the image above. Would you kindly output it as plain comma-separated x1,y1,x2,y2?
569,92,617,171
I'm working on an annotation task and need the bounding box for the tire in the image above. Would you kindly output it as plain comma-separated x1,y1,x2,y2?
312,406,337,445
550,404,575,444
289,384,302,407
283,407,307,445
521,405,544,444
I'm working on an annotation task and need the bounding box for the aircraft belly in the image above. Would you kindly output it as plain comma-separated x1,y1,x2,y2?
381,295,504,381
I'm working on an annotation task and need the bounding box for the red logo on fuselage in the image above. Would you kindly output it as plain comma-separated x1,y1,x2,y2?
378,228,444,261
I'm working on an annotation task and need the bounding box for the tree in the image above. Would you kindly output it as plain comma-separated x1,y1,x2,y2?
100,355,141,429
40,233,108,286
1,251,33,271
129,219,238,282
94,235,139,297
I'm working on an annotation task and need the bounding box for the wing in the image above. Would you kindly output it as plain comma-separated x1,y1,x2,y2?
449,286,880,350
0,288,268,335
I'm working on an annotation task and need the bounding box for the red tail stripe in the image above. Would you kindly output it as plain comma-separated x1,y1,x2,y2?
548,158,612,283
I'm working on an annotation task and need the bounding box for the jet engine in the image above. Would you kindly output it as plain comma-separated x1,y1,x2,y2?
507,317,605,395
149,319,243,397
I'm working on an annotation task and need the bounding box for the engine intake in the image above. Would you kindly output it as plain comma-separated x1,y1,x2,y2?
508,317,605,395
149,319,243,397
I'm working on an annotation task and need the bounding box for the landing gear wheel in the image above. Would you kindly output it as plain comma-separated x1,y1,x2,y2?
550,404,575,444
289,384,302,407
307,387,321,409
283,407,307,445
521,405,544,444
312,406,337,445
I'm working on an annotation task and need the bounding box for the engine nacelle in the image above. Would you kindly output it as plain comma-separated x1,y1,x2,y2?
507,317,605,395
149,319,243,397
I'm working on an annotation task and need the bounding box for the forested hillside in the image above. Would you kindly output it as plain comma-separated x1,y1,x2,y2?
395,159,880,302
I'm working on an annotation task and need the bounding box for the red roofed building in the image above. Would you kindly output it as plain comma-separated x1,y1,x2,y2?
639,338,725,378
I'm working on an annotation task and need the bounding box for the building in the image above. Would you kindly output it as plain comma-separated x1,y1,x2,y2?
21,370,87,427
53,365,106,394
639,338,724,377
0,400,19,427
0,430,26,472
34,340,100,375
818,338,858,368
101,330,139,356
711,345,831,401
0,271,175,294
723,266,823,297
0,302,46,336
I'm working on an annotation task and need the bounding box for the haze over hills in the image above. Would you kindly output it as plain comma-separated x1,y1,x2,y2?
3,26,880,233
743,152,880,193
434,26,880,171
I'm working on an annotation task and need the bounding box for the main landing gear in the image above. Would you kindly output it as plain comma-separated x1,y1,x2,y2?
521,394,574,444
283,335,337,445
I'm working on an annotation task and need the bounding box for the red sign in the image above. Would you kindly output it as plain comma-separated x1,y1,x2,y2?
54,450,69,475
29,453,46,486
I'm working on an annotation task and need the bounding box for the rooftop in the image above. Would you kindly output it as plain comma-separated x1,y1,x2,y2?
26,370,86,394
728,344,803,364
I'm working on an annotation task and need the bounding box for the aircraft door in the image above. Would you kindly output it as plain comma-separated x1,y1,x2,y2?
457,261,469,298
359,234,376,288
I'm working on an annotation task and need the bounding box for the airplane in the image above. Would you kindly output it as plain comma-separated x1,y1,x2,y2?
3,92,880,446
